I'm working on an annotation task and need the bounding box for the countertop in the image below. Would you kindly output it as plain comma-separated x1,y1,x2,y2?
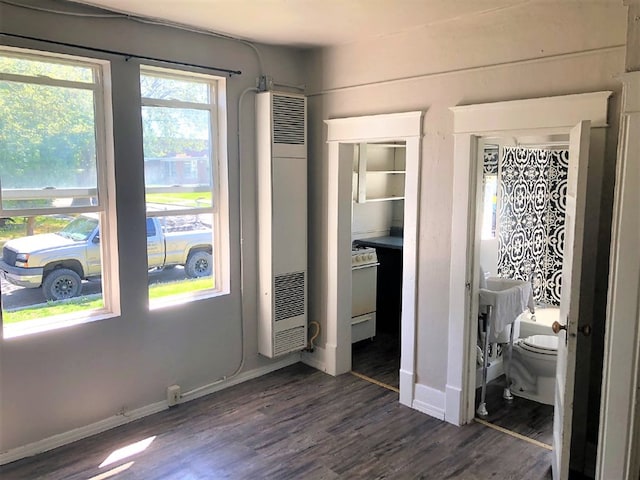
354,236,403,250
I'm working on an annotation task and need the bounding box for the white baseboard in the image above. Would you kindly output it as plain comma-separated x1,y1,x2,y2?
0,401,166,466
445,384,464,425
0,355,301,466
399,368,414,407
180,354,300,403
322,342,339,376
301,345,327,373
412,383,446,420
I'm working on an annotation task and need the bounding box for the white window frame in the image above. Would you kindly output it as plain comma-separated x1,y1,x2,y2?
0,46,119,338
139,65,230,307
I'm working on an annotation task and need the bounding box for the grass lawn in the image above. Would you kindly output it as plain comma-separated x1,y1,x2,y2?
146,192,212,207
3,276,214,324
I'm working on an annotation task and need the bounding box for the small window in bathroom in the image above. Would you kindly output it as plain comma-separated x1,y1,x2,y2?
481,175,498,239
481,146,499,239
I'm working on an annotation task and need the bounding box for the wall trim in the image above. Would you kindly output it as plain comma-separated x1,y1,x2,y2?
0,356,300,466
413,384,446,421
450,91,611,134
308,45,624,97
399,368,414,407
323,111,423,416
448,91,613,429
445,384,463,425
301,345,328,372
596,71,640,480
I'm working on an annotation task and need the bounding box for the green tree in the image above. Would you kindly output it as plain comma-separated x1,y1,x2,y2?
0,56,97,191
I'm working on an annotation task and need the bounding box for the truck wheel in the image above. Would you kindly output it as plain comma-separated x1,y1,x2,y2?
43,268,82,301
185,251,212,278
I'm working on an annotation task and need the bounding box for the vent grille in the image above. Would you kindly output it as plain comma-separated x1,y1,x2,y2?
274,325,306,356
272,94,305,145
274,271,305,321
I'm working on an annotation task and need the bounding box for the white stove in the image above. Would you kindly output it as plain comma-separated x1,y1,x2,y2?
351,244,378,343
351,245,378,268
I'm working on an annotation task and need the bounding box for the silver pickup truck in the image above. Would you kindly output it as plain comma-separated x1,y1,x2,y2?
0,214,213,301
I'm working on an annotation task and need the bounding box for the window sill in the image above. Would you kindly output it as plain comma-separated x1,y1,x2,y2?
3,309,119,340
148,288,229,311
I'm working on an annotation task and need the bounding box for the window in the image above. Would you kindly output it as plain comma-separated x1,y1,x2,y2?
481,146,499,240
0,47,117,338
140,66,229,307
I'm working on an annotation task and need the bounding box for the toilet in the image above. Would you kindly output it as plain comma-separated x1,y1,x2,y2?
506,309,560,405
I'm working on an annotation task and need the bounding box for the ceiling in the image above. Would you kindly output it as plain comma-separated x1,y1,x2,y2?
68,0,531,48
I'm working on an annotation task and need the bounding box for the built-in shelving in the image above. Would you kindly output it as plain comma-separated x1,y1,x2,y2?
353,142,406,203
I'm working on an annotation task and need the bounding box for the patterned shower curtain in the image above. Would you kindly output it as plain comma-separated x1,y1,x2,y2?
497,147,569,305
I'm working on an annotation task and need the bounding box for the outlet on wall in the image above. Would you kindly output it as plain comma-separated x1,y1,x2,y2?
167,385,181,407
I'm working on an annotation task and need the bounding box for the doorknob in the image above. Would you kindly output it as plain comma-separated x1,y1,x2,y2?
578,324,592,337
552,321,566,334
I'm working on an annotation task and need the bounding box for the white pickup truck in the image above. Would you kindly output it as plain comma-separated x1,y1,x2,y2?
0,214,213,301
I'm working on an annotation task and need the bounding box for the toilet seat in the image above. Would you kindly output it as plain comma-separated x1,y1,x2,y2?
518,334,558,355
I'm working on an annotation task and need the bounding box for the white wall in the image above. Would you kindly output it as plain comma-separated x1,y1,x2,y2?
352,202,395,239
0,0,306,453
306,2,625,392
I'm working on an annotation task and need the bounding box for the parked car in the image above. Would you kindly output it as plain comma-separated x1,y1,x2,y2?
0,214,213,301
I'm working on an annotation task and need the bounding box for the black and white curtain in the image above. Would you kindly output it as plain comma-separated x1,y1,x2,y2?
497,147,568,305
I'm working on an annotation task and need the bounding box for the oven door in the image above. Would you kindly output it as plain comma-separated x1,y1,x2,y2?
351,264,377,317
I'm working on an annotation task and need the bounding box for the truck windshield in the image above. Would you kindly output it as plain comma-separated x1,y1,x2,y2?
57,216,99,241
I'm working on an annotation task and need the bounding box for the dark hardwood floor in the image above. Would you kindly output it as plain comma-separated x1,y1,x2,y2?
351,331,400,388
2,363,552,480
475,376,554,446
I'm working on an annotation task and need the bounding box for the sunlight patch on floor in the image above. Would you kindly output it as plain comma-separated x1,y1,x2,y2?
99,436,156,468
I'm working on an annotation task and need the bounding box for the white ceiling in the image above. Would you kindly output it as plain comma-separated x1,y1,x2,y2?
69,0,531,48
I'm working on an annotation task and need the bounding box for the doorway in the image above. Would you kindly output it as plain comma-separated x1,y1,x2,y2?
350,141,406,390
447,92,611,479
473,138,571,449
321,111,422,408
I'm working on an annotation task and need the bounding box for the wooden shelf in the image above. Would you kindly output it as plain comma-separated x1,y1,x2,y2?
353,142,406,204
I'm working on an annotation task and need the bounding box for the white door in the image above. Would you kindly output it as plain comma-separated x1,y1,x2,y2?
552,120,591,479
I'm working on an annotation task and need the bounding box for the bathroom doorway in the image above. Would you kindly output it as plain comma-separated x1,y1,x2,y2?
472,139,570,449
448,92,611,479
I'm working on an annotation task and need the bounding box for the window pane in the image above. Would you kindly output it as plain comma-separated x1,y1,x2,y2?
0,80,98,210
141,67,219,306
142,106,212,209
1,214,105,336
482,175,498,239
147,214,215,306
140,73,209,103
0,54,94,83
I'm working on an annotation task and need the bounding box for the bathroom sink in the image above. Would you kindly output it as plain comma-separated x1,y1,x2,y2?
477,276,535,416
479,277,535,341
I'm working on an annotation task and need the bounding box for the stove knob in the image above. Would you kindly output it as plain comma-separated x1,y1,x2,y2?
357,255,364,263
368,253,374,261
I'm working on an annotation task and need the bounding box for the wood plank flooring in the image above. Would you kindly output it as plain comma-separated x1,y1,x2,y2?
2,363,552,479
475,376,554,446
351,331,400,389
352,329,554,448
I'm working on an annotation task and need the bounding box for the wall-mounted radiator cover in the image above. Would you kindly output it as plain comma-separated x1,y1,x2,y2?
256,91,307,358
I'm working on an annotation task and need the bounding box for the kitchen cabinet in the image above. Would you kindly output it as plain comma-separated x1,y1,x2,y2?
352,142,405,203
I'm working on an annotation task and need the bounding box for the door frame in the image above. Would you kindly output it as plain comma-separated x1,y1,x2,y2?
446,92,611,430
322,111,423,408
597,71,640,479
